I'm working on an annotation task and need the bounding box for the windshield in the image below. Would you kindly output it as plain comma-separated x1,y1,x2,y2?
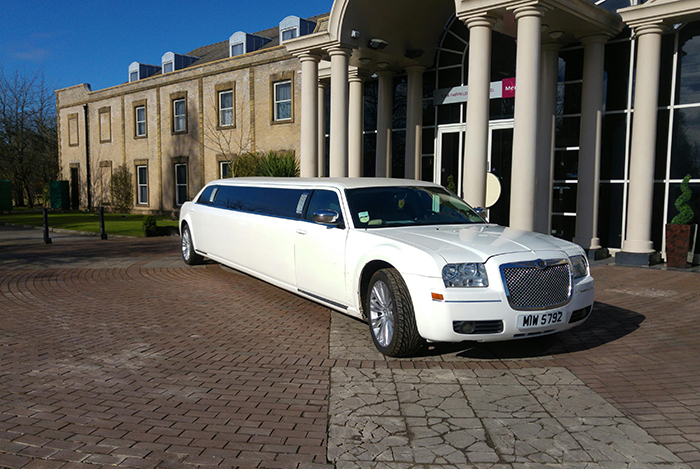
345,186,485,228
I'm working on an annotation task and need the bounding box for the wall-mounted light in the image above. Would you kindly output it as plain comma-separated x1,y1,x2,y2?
368,38,388,50
350,30,360,39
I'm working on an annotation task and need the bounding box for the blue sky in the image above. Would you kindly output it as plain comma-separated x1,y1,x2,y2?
1,0,333,94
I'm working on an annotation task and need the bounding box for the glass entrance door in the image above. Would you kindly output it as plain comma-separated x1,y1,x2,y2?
435,125,465,196
487,119,514,226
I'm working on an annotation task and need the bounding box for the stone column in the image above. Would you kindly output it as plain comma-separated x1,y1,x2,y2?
619,24,665,266
375,71,395,178
299,52,320,177
328,46,351,177
509,5,545,231
574,35,610,255
534,42,561,235
318,81,328,177
348,71,365,178
463,15,497,208
405,65,425,180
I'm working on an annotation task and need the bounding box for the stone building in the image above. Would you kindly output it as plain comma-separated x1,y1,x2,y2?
57,0,700,265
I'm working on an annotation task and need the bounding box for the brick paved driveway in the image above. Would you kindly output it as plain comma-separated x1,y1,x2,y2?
0,228,699,468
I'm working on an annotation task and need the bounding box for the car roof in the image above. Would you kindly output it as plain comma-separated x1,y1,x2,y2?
208,177,442,190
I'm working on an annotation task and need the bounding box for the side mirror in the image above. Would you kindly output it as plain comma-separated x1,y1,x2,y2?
313,209,341,226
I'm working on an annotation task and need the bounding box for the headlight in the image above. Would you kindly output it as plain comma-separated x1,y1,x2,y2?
442,263,488,287
570,255,589,279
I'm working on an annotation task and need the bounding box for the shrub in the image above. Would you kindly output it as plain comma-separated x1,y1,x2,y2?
142,215,157,237
111,165,134,213
670,174,695,225
231,153,261,177
258,151,299,177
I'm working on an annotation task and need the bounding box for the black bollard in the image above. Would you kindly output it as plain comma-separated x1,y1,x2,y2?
99,206,107,240
42,208,52,244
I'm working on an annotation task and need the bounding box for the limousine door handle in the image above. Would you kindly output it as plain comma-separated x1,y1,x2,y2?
296,228,307,235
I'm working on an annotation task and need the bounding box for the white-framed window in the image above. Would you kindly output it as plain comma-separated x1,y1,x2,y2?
135,105,146,137
220,161,232,178
274,80,292,121
175,164,187,206
163,61,174,73
281,28,298,42
173,99,186,133
231,43,244,57
219,90,234,127
137,165,148,205
129,71,138,82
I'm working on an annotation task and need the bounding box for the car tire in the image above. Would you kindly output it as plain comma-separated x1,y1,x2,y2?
181,224,204,265
366,268,423,357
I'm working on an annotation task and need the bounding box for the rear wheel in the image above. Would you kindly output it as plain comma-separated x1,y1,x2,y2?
366,268,423,357
181,224,204,265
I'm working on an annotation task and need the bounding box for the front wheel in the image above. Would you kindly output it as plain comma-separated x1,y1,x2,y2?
366,268,423,357
181,224,204,265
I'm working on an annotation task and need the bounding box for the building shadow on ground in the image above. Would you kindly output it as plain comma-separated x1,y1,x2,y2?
415,302,645,360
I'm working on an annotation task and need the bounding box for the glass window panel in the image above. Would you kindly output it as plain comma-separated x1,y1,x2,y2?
139,187,148,204
392,130,406,177
219,91,233,126
438,103,462,125
560,48,584,81
597,183,624,248
176,164,187,184
212,186,305,219
231,43,244,56
600,113,628,180
363,133,376,177
603,40,631,111
671,107,700,179
490,32,516,82
422,127,435,155
655,109,670,180
595,0,633,14
364,80,378,132
422,70,436,99
489,98,515,120
437,67,462,88
305,190,342,221
652,182,665,251
440,30,467,53
130,71,138,82
658,33,675,107
561,82,582,115
177,186,188,205
220,162,232,178
163,62,173,74
676,22,700,105
393,77,407,129
276,81,291,101
282,28,297,41
555,116,580,148
276,102,292,120
422,100,435,126
421,156,434,182
554,150,579,180
552,182,577,213
550,214,576,241
437,50,463,67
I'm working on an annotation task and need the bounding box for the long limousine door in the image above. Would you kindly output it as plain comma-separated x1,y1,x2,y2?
295,190,349,309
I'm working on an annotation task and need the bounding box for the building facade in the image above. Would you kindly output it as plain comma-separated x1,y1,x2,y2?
57,0,700,265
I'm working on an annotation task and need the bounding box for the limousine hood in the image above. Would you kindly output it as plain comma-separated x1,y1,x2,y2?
372,224,576,263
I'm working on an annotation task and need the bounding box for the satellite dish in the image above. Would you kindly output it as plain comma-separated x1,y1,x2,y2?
485,172,501,208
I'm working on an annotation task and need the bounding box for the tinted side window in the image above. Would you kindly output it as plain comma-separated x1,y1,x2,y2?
305,190,342,221
196,185,217,205
212,185,306,219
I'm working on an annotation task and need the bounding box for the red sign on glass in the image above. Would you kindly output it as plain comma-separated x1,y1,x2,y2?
502,78,516,98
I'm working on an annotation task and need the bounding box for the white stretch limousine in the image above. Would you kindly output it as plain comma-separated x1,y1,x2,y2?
179,178,594,357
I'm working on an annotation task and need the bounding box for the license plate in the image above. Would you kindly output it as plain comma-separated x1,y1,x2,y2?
517,311,564,329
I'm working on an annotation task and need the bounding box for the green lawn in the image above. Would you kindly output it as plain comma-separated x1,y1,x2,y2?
0,208,179,237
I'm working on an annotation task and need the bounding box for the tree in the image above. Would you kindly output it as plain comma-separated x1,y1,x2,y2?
111,164,133,213
0,67,58,208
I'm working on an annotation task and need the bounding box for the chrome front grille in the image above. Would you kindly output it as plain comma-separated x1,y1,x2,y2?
500,259,572,311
